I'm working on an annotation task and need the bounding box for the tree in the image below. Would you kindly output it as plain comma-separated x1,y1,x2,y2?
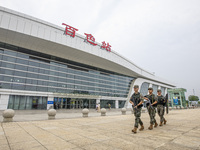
188,95,199,101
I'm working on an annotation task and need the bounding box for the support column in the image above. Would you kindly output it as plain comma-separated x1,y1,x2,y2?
124,79,135,108
179,92,183,107
149,83,152,88
96,98,100,104
115,100,119,109
0,94,9,110
171,93,174,108
47,96,54,110
165,88,168,95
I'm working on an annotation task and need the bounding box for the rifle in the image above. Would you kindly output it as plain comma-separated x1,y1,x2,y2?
165,94,169,114
132,98,138,112
144,95,154,110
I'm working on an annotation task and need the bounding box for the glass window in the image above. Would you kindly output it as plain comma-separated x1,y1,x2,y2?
14,71,27,77
1,69,14,75
17,53,29,59
12,84,25,90
8,95,47,110
152,85,158,95
48,87,57,92
19,96,26,110
4,50,17,56
39,63,50,69
3,56,16,62
37,86,48,92
25,85,36,91
25,96,32,109
100,100,115,108
15,64,27,71
27,73,38,79
13,77,25,83
28,61,39,67
3,76,13,82
16,58,28,64
140,82,150,96
1,62,15,68
13,95,20,109
7,95,14,109
119,100,126,108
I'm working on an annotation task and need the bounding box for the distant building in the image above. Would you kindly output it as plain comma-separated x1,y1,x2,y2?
168,88,187,108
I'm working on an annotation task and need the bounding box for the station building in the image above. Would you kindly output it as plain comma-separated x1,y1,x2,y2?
0,6,175,110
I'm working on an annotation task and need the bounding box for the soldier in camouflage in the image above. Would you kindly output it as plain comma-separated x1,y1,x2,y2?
157,89,167,126
144,87,158,130
129,85,144,134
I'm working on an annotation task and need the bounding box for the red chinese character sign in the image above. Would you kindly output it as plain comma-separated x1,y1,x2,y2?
62,23,111,52
62,23,78,38
101,41,111,52
84,33,97,46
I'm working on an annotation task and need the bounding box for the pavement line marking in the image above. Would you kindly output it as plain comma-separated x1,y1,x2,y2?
16,122,48,150
1,122,11,150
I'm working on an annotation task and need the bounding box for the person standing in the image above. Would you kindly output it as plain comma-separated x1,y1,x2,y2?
157,89,167,126
96,103,98,111
144,87,158,130
129,85,144,134
108,103,111,110
97,103,101,112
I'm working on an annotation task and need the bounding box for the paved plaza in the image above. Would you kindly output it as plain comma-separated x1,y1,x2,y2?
0,109,200,150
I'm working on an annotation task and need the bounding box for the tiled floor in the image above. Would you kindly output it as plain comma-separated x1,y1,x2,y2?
0,109,200,150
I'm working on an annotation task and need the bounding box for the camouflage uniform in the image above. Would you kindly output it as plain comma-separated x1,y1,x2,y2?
146,94,157,125
157,95,166,123
130,92,144,128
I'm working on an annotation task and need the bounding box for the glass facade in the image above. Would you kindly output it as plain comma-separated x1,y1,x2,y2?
100,99,115,109
118,100,126,108
8,95,47,110
161,87,165,95
53,98,96,109
152,85,158,95
140,82,149,96
0,42,134,98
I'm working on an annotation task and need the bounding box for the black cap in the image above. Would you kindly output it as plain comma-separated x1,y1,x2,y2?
134,85,139,88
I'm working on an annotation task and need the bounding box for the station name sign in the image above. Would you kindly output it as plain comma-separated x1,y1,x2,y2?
62,23,111,52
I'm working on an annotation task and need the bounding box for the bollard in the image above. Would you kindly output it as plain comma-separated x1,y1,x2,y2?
82,108,89,117
101,108,106,116
121,108,126,115
48,109,56,120
3,109,15,122
142,108,146,113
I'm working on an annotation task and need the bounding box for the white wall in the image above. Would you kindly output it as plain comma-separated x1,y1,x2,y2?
0,94,9,110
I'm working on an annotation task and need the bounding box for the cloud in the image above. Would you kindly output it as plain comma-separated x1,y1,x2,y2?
1,0,200,98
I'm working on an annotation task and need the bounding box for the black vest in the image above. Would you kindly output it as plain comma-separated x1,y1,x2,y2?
146,94,157,107
157,95,165,106
130,92,143,108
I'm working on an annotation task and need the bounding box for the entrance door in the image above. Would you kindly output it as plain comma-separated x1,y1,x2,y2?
70,99,83,109
32,97,39,109
54,97,67,109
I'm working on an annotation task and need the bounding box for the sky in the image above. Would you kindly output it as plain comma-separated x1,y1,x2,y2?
1,0,200,98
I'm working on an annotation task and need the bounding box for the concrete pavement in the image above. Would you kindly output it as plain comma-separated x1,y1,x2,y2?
0,109,200,150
